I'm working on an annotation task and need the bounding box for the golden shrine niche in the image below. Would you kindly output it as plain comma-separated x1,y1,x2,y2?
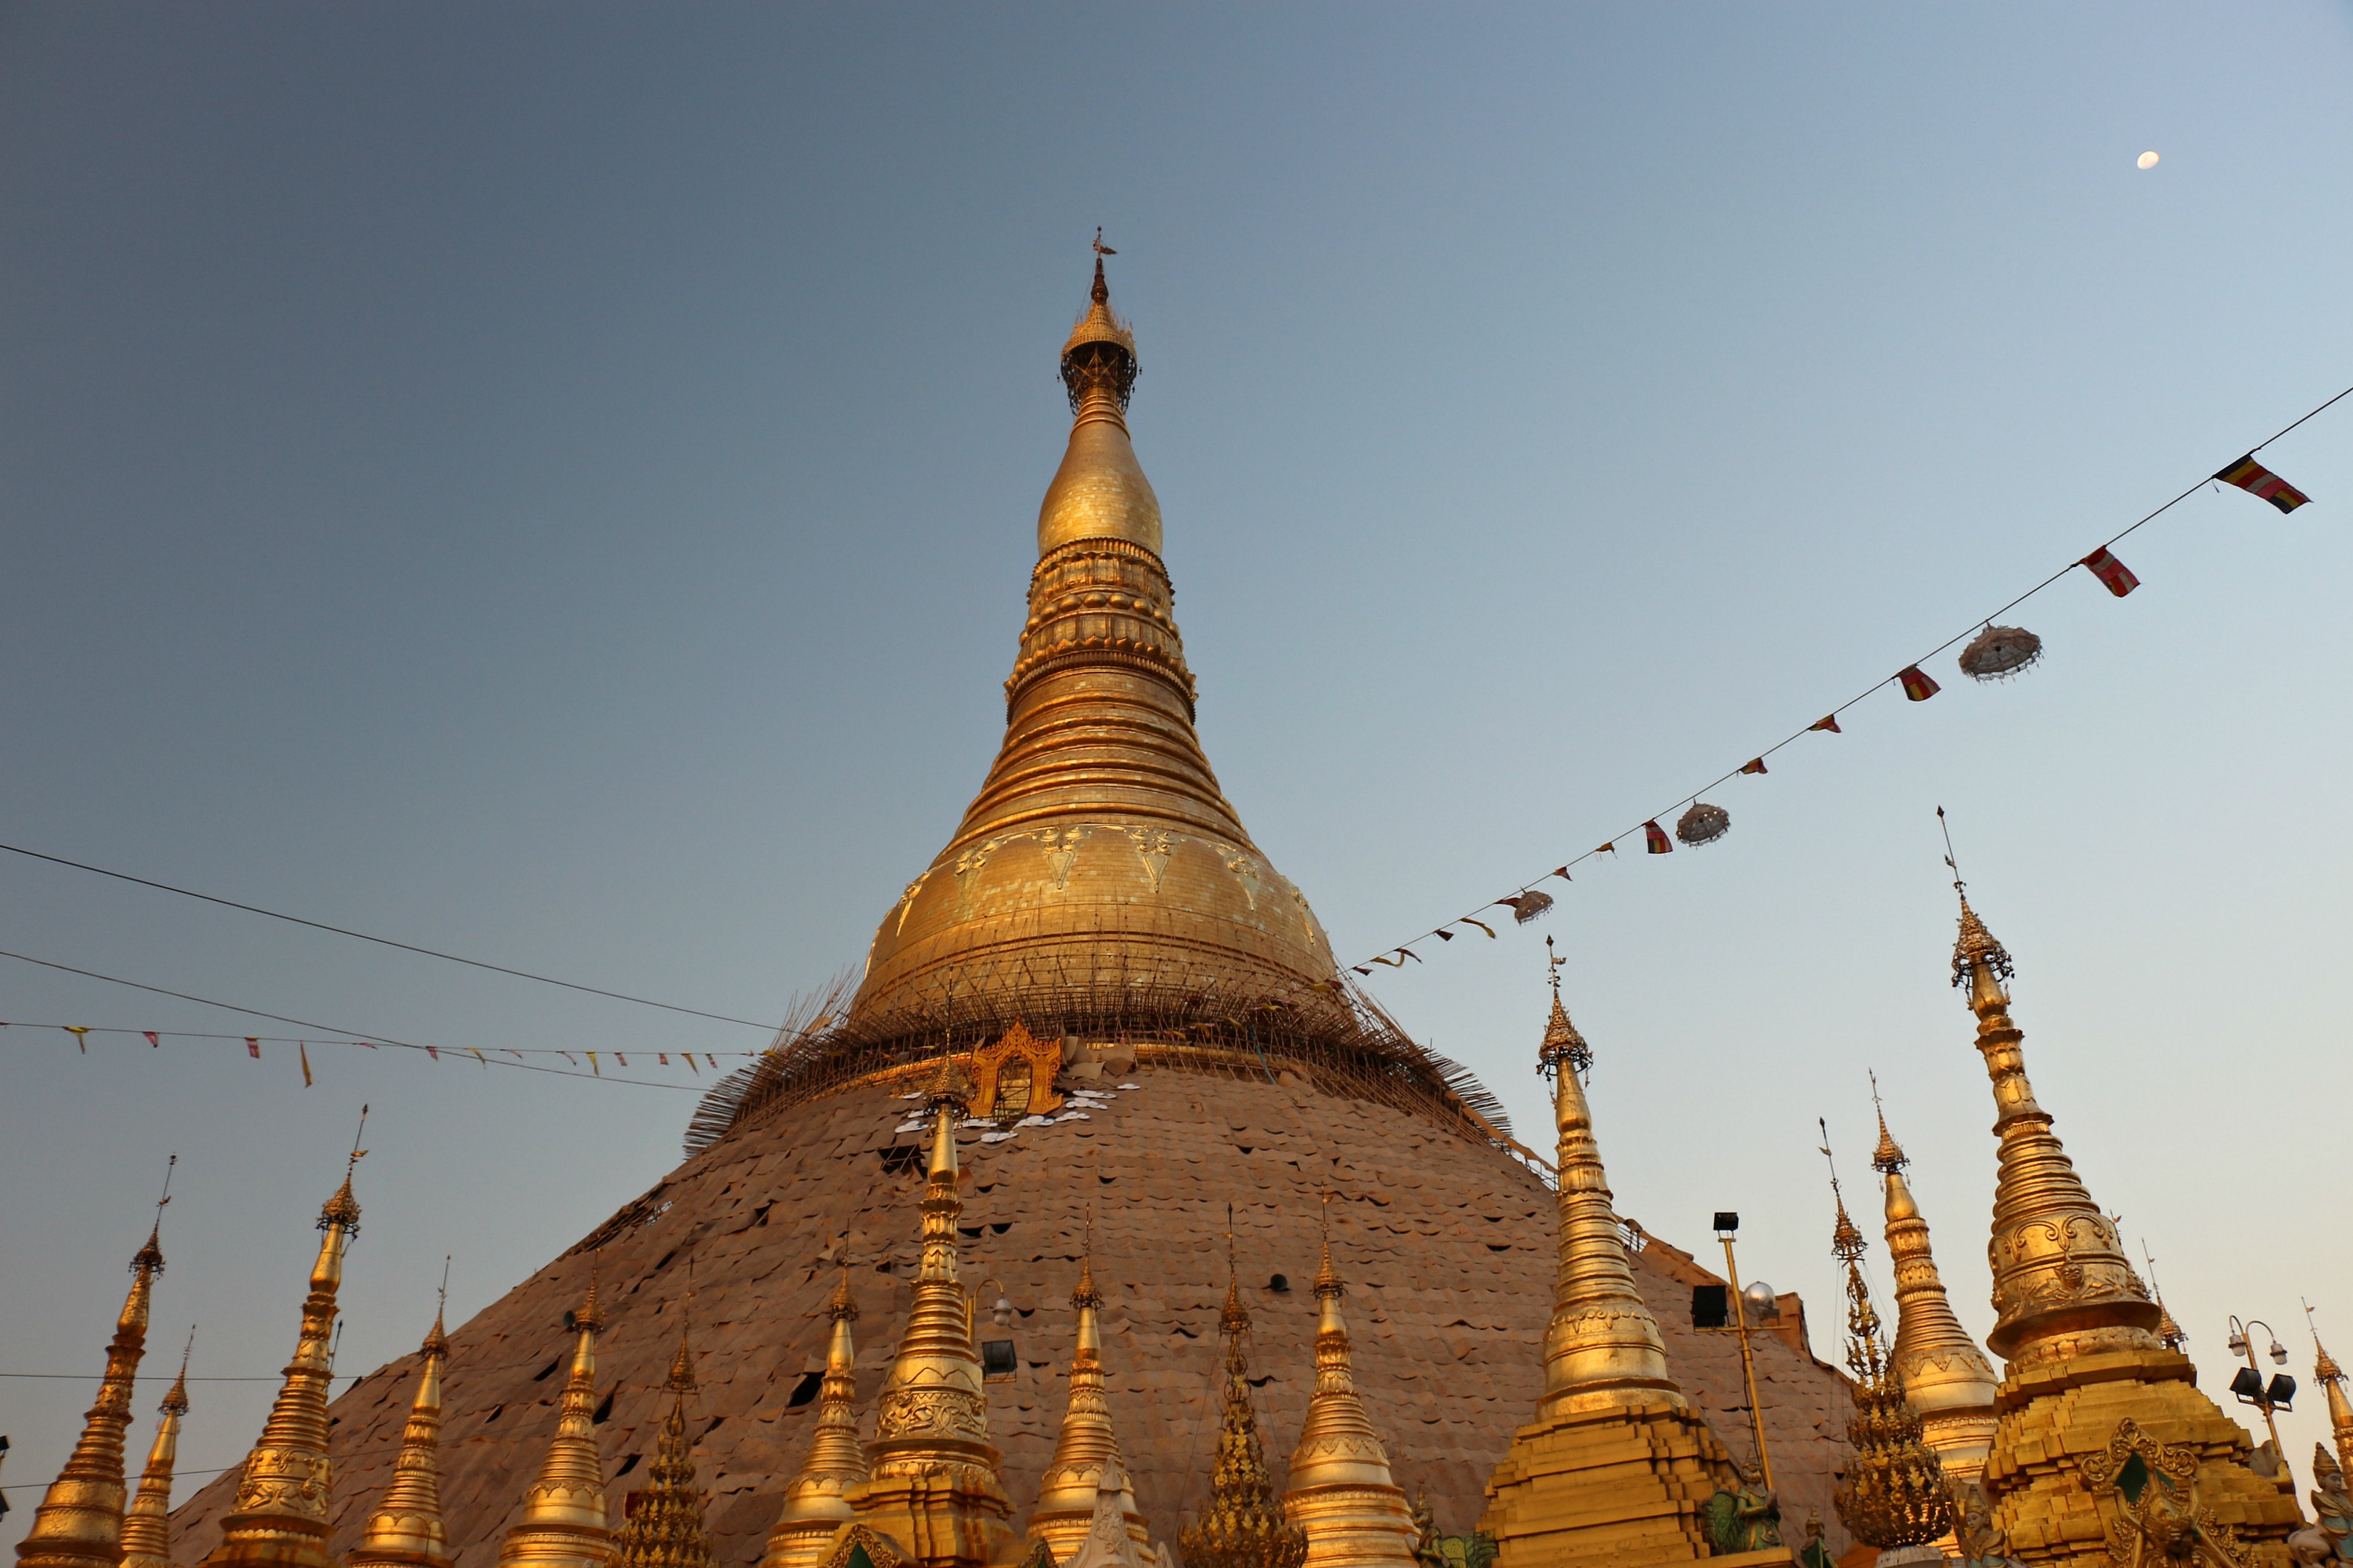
961,1023,1063,1119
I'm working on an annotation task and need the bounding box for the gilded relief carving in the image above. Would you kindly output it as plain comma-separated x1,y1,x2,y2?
1036,827,1093,891
1126,828,1175,893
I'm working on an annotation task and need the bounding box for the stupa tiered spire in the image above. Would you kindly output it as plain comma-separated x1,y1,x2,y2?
843,1099,1017,1568
1031,1247,1148,1564
1280,1197,1418,1568
611,1324,715,1568
494,1274,613,1568
1865,1082,1996,1492
16,1188,168,1568
1939,851,2300,1568
2312,1314,2353,1485
762,1273,872,1568
120,1333,193,1568
349,1298,454,1568
203,1137,364,1568
1177,1231,1307,1568
1479,943,1740,1568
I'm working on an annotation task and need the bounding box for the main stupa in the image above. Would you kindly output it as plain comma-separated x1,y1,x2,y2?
168,256,1859,1568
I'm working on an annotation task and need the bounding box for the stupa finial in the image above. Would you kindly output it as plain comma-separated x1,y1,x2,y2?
349,1298,455,1568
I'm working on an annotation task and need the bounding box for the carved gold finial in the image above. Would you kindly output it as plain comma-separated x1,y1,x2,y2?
759,1275,871,1568
494,1274,612,1568
1062,235,1138,413
1822,1122,1867,1265
1030,1239,1147,1564
117,1328,191,1568
1282,1194,1418,1568
1869,1072,1907,1175
613,1311,715,1568
349,1301,454,1568
2310,1304,2353,1482
1178,1221,1307,1568
1537,937,1591,1080
200,1153,360,1568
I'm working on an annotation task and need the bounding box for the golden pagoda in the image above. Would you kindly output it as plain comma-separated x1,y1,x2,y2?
1822,1154,1950,1568
1176,1249,1308,1568
838,1100,1019,1568
611,1328,716,1568
1867,1097,1998,1495
122,1338,193,1568
2313,1326,2353,1483
1949,890,2300,1567
1280,1199,1417,1568
1029,1252,1148,1564
1479,945,1761,1568
347,1308,453,1568
494,1276,613,1568
763,1274,872,1568
202,1166,361,1568
17,1219,165,1568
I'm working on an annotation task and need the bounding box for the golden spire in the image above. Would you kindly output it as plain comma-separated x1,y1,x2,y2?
1822,1129,1952,1554
1178,1219,1307,1568
1031,1240,1148,1564
121,1331,193,1568
19,1182,169,1568
1866,1081,1997,1492
1948,891,2160,1362
349,1296,454,1568
1044,238,1152,555
611,1320,715,1568
2312,1309,2353,1482
845,1101,1016,1568
760,1274,870,1568
1533,939,1682,1415
1281,1195,1419,1568
204,1127,365,1568
494,1272,613,1568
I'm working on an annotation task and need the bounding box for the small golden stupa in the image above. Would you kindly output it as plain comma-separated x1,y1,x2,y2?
1177,1249,1308,1568
762,1274,872,1568
1279,1199,1418,1568
1867,1097,1998,1496
1479,946,1762,1568
494,1277,614,1568
120,1338,193,1568
1951,891,2301,1567
611,1328,718,1568
1030,1252,1149,1564
16,1219,164,1568
202,1168,360,1568
347,1308,453,1568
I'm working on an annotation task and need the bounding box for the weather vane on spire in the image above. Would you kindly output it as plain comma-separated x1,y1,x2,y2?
1093,226,1116,258
1936,806,1965,895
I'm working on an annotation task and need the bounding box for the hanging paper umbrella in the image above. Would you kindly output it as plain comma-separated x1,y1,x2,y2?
1957,624,2043,682
1676,802,1730,847
1499,890,1555,925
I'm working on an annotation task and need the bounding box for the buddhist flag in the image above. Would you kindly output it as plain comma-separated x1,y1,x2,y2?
2214,455,2310,513
300,1043,313,1087
2080,546,2140,597
1810,714,1842,734
1740,757,1767,774
1643,821,1673,854
143,1031,159,1047
1897,666,1940,702
1596,841,1618,855
65,1025,90,1052
246,1037,260,1058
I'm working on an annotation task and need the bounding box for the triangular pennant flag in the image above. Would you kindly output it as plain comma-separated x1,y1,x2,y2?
1897,665,1940,701
1400,948,1424,963
1552,866,1571,881
468,1047,487,1067
616,1053,628,1067
707,1054,720,1069
359,1040,378,1049
1643,821,1673,854
685,1053,700,1073
1352,965,1372,976
1740,757,1768,774
1810,714,1841,733
64,1025,91,1052
300,1042,313,1088
1596,841,1618,855
143,1031,160,1047
1461,918,1496,938
246,1037,261,1059
425,1045,439,1061
2080,546,2140,597
559,1051,578,1065
659,1052,670,1065
587,1051,601,1075
2214,454,2310,513
1434,928,1454,941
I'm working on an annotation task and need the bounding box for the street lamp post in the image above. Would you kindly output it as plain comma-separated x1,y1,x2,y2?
1711,1211,1777,1491
2224,1315,2298,1467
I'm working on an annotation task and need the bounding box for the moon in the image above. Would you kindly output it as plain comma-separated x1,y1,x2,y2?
2138,150,2160,169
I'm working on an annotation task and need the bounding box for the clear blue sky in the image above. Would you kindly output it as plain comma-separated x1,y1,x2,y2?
5,2,2350,1538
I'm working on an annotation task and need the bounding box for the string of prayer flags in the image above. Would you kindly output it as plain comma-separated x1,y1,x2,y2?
65,1025,90,1052
1811,715,1842,733
1643,821,1673,854
300,1043,314,1087
1898,666,1941,702
2081,547,2140,597
1740,757,1768,774
2214,455,2311,513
